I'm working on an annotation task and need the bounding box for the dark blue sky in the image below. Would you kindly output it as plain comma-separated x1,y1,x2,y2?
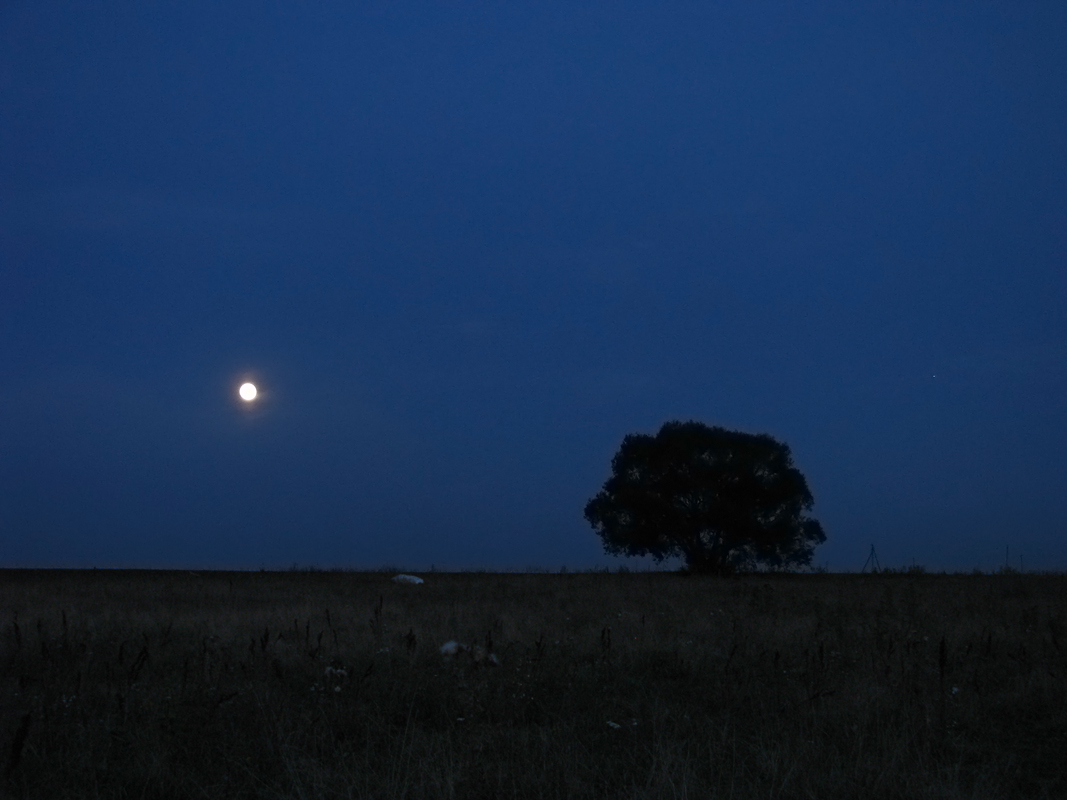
2,1,1065,571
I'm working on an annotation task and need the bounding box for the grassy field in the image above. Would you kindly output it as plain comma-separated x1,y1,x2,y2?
0,568,1065,799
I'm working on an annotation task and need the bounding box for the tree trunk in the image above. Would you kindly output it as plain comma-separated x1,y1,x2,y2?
682,545,730,575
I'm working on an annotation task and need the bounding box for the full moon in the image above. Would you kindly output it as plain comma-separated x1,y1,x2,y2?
239,383,258,401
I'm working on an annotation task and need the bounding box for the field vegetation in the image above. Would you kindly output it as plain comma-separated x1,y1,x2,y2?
1,569,1065,799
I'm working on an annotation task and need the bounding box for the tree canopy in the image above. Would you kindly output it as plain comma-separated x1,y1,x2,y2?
584,421,826,574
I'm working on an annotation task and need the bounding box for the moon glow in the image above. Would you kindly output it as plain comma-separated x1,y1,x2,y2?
239,382,258,401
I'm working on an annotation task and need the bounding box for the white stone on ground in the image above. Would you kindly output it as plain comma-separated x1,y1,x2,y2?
440,640,499,664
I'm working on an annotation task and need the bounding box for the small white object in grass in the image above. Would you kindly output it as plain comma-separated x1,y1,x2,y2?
606,721,621,729
392,574,424,584
440,640,469,656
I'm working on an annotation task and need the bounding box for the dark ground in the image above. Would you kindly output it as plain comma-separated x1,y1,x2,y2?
1,569,1064,798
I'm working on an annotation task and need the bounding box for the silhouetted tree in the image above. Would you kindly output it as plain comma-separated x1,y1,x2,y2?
584,421,825,574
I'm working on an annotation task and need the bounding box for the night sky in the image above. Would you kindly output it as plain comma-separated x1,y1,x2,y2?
3,2,1065,572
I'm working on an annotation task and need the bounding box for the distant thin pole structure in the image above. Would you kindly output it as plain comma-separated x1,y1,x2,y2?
861,544,882,574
